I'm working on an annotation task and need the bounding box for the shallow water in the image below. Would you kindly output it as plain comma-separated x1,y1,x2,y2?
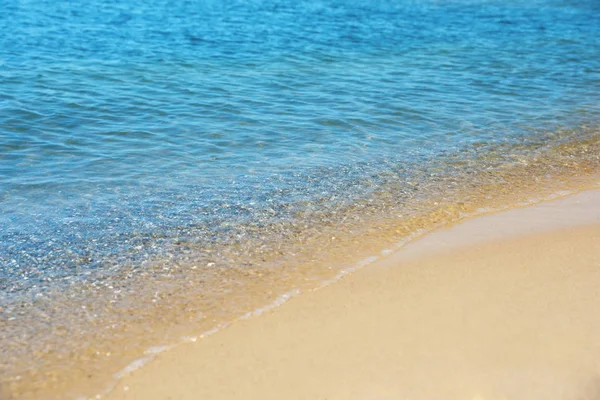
1,0,600,398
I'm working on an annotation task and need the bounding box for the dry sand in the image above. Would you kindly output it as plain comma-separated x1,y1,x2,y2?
106,190,600,400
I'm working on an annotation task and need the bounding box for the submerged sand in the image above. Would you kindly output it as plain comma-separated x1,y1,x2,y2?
104,190,600,400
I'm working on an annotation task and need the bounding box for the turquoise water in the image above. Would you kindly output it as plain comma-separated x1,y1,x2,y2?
2,0,599,293
1,0,600,397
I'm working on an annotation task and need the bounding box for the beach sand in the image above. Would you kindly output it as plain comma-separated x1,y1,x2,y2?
106,190,600,400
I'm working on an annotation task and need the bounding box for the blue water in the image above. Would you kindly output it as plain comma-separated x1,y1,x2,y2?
1,0,600,395
2,0,599,292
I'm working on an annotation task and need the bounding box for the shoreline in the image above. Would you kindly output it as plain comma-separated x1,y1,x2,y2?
0,126,600,400
103,189,600,400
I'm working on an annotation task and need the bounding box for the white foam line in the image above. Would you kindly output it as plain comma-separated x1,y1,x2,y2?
240,289,302,320
113,356,154,380
312,227,447,293
315,255,379,290
199,325,226,339
96,291,303,398
144,345,173,355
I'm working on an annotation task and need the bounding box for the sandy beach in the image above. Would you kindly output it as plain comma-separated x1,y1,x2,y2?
101,189,600,400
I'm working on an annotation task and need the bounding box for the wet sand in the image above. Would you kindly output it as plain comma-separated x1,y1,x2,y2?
106,190,600,400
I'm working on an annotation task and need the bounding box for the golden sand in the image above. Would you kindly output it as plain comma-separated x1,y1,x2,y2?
104,190,600,400
4,131,600,400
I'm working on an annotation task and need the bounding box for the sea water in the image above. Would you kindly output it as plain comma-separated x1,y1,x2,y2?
1,0,599,398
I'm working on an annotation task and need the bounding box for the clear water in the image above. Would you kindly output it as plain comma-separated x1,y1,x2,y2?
1,0,600,398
